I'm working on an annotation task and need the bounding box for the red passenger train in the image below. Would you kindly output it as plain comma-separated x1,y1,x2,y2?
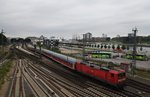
28,45,126,88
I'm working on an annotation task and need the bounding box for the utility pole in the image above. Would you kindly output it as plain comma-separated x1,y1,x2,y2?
82,34,86,62
39,41,42,60
131,27,138,76
40,44,42,59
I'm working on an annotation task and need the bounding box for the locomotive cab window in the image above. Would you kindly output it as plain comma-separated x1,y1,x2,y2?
118,73,125,79
90,65,94,68
111,74,114,77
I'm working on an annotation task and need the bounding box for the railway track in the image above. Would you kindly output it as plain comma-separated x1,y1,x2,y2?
7,60,18,97
8,58,52,97
8,59,25,97
27,58,140,97
12,48,150,97
8,49,59,97
22,59,51,97
27,60,103,97
41,58,142,97
126,78,150,94
127,78,150,93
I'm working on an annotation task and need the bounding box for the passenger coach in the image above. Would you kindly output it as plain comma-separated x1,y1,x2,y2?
28,45,126,87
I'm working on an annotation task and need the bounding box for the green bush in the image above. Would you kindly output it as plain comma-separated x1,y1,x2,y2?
0,60,12,88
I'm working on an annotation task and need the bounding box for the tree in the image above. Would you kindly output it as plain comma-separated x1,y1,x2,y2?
34,45,36,50
24,38,31,43
112,44,115,50
104,44,107,49
108,45,111,49
101,44,103,49
90,44,92,47
121,45,126,50
97,44,100,48
140,46,143,51
117,45,120,50
0,33,7,45
17,38,24,43
127,46,129,50
36,41,42,47
11,38,17,43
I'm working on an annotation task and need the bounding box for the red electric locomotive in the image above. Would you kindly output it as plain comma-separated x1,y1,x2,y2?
28,45,126,87
76,61,126,87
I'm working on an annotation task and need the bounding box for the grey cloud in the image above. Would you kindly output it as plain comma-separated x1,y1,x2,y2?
0,0,149,39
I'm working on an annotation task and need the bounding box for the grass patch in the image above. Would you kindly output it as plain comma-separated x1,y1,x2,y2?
6,51,15,59
0,60,13,88
0,51,8,58
136,69,150,79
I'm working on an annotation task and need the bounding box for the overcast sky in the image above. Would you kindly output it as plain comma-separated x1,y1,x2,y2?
0,0,150,39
